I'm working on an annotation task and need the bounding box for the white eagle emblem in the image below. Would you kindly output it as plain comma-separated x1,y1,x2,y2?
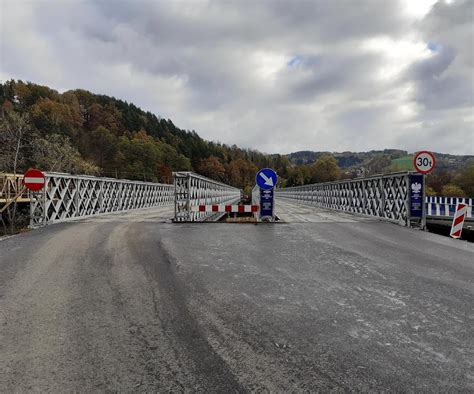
411,182,422,193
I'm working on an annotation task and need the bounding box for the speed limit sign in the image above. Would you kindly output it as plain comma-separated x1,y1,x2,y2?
413,151,436,174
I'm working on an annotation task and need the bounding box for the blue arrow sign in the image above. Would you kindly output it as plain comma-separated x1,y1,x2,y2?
256,168,278,190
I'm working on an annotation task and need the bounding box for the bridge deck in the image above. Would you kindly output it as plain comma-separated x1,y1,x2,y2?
0,205,473,391
275,198,378,223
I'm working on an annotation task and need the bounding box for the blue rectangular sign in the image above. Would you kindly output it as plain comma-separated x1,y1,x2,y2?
409,174,424,218
260,189,274,217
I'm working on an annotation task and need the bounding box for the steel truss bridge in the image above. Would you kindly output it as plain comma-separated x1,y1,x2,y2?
28,173,175,226
1,171,471,227
276,172,420,226
173,171,241,222
1,171,241,226
276,172,472,227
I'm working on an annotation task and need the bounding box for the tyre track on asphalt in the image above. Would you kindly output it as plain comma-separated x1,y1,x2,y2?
124,222,244,392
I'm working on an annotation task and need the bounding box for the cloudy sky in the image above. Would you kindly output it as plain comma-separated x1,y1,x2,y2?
1,0,473,154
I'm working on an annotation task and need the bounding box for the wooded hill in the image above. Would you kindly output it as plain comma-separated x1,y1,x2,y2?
0,80,291,194
1,80,473,196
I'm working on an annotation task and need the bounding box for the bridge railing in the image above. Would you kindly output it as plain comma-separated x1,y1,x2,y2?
426,197,473,219
173,172,242,222
275,172,420,226
30,172,174,227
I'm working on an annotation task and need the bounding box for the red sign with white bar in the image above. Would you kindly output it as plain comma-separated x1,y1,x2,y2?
23,168,45,191
191,205,259,213
450,203,467,239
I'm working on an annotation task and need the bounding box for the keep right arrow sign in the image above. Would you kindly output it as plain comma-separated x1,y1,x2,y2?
256,168,278,190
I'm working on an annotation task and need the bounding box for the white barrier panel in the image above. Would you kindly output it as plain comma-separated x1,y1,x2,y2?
425,197,473,218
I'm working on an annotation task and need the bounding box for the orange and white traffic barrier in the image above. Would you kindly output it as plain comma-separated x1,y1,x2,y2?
190,204,259,213
450,203,468,239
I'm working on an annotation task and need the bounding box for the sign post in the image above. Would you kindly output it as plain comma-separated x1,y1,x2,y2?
411,151,435,229
256,168,278,221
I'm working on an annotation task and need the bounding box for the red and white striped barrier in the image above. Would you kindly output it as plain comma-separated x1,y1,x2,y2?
190,204,259,213
450,203,468,239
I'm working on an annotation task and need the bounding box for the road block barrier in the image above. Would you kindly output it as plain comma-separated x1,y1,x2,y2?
190,205,259,213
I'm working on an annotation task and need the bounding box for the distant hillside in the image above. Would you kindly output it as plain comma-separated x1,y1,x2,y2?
288,150,474,175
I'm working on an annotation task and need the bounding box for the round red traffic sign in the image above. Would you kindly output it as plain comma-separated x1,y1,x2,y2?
413,151,436,174
23,169,45,191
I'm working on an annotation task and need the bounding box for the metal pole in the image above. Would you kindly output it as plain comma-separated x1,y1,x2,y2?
421,174,427,230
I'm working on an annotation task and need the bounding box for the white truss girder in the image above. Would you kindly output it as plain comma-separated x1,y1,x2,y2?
275,172,416,226
30,172,174,226
173,172,241,222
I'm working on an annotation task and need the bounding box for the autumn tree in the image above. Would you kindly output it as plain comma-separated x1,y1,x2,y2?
455,165,474,197
31,97,82,136
0,112,33,233
225,159,258,189
0,112,33,174
116,132,163,181
86,103,123,134
311,155,340,183
157,164,173,184
32,134,99,175
441,184,466,197
87,126,119,168
197,156,226,181
427,171,452,195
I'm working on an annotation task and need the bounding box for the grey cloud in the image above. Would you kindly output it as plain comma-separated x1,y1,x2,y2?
1,0,472,154
406,0,473,113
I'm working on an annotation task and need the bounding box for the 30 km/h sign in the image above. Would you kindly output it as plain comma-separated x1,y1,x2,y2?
256,168,278,190
23,169,45,191
413,151,436,174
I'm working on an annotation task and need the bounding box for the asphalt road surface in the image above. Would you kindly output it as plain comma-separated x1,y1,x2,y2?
1,202,473,391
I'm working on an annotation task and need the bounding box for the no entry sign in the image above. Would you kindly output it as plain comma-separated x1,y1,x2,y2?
23,169,45,191
413,151,436,174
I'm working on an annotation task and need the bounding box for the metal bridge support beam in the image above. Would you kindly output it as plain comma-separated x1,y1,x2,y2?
30,172,174,227
276,172,425,227
173,172,241,222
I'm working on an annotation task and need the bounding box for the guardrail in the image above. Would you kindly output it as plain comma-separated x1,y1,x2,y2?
173,172,241,222
30,172,174,227
275,172,420,226
426,197,473,219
